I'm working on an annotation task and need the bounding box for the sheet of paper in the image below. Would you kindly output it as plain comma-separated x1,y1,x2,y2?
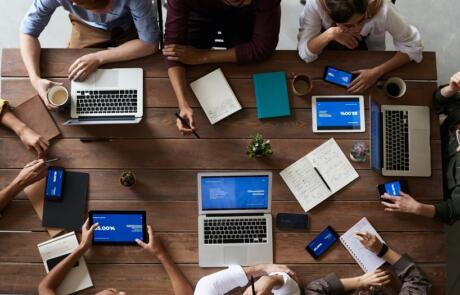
280,155,331,212
190,68,242,125
307,138,359,193
340,217,385,272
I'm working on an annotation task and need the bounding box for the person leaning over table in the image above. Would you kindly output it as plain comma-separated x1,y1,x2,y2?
305,232,431,295
0,98,49,157
380,72,460,225
162,0,281,136
19,0,160,110
297,0,423,94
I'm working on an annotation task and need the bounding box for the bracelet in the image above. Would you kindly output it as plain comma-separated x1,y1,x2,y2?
377,243,389,258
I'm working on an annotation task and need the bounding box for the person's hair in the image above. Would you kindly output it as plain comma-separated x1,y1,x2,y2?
353,285,396,295
72,0,111,10
321,0,384,23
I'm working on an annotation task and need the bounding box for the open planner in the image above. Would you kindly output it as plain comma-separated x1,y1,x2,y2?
280,138,359,212
37,232,93,295
340,217,386,272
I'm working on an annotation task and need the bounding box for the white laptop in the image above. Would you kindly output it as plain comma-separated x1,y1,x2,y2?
65,68,143,125
198,172,273,267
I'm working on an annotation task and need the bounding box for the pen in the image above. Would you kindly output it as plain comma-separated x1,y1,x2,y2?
251,276,255,295
80,137,112,143
314,167,331,191
24,158,58,168
175,112,200,139
45,158,59,164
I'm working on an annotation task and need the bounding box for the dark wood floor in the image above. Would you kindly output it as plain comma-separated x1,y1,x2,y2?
0,49,446,294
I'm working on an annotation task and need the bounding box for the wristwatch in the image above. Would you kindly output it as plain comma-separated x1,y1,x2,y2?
377,243,389,257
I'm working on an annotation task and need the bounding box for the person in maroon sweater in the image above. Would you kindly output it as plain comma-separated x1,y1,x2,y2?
163,0,281,135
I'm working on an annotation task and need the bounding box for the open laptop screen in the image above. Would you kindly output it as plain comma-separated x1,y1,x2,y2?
370,98,382,171
201,175,269,211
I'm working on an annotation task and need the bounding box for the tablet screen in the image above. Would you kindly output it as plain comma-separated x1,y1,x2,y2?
90,211,146,245
315,97,362,131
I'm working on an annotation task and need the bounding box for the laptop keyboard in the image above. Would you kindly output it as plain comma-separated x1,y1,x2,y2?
384,110,410,171
76,90,138,115
204,217,268,245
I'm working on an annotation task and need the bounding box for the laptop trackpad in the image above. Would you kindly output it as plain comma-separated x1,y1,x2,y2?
411,129,429,153
224,246,247,265
94,70,119,88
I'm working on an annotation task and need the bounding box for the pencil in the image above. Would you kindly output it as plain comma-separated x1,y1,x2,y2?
251,276,255,295
175,112,200,139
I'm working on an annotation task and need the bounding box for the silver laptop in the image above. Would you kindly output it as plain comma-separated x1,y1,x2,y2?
198,172,273,267
370,97,431,177
65,68,143,125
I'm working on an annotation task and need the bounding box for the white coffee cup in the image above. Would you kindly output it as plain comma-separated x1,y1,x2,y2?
383,77,407,98
47,85,69,108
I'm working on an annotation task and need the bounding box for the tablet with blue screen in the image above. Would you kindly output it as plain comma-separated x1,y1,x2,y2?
89,211,147,245
312,95,365,133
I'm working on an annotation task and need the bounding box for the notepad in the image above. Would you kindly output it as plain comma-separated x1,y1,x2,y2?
253,72,291,119
190,68,242,124
280,138,359,212
38,232,93,295
340,218,386,272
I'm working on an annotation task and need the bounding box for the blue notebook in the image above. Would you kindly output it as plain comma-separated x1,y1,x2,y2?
253,72,291,119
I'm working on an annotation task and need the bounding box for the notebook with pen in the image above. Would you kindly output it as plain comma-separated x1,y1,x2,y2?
280,138,359,212
253,72,291,119
340,217,386,272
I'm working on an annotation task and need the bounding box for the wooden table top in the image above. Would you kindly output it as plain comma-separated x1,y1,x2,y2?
0,49,445,294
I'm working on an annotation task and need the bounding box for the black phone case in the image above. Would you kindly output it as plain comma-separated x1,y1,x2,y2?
323,66,354,88
276,213,309,230
377,179,409,197
305,226,339,259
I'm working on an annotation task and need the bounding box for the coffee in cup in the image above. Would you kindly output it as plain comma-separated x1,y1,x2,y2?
383,77,407,98
47,85,69,108
292,74,313,97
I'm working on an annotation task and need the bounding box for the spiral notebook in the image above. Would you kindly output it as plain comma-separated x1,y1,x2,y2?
340,217,386,272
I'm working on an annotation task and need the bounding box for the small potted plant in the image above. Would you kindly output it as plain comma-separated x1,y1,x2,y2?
120,171,136,187
247,133,273,158
350,142,369,162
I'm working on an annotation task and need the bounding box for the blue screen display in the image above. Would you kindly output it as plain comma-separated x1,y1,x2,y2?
325,67,353,87
307,227,338,257
92,213,144,243
384,181,402,196
316,98,361,130
45,167,64,198
201,175,269,210
370,99,382,171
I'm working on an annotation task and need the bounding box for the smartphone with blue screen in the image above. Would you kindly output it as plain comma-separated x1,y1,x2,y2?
44,166,65,201
377,179,409,197
323,66,354,88
306,226,339,259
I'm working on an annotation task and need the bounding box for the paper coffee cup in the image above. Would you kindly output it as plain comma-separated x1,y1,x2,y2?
47,85,69,107
383,77,407,98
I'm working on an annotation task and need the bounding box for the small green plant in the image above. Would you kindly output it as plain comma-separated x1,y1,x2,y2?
247,133,273,158
120,171,136,187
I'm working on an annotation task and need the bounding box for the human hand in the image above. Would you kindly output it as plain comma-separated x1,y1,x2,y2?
348,68,381,93
31,78,63,110
163,44,205,65
355,231,383,255
242,275,283,295
79,218,99,252
68,53,102,81
381,192,421,214
13,159,47,189
252,264,296,278
176,106,196,136
329,27,361,49
357,269,391,288
17,125,49,157
136,225,166,257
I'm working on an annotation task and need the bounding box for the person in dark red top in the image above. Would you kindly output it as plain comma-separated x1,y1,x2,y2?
163,0,281,135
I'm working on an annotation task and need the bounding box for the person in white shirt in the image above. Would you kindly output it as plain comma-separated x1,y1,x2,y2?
297,0,423,94
195,264,301,295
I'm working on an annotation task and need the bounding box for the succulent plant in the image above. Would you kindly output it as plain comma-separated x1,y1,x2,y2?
247,133,273,158
120,171,136,187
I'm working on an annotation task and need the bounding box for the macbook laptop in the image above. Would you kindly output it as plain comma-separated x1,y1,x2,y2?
370,97,431,177
65,68,143,125
198,172,273,267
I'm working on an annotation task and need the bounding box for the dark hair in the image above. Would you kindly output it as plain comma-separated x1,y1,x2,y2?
325,0,369,23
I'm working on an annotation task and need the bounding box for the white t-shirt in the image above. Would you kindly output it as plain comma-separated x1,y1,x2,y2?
194,265,300,295
297,0,423,63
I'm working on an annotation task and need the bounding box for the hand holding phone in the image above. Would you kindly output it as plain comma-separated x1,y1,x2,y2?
323,66,355,88
377,179,409,198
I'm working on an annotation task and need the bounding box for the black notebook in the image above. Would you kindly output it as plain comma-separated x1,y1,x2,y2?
43,172,89,231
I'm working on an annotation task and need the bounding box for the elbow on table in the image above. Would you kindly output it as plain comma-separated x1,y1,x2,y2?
239,41,278,64
298,43,318,63
37,282,54,295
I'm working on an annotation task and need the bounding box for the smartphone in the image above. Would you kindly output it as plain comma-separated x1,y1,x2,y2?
377,179,409,197
276,213,309,230
306,226,339,259
323,66,354,88
44,166,65,201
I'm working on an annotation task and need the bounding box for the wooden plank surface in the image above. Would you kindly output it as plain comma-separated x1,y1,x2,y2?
0,49,444,294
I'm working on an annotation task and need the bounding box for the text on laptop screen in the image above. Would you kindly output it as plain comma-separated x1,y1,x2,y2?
316,97,361,130
201,175,269,210
370,99,382,171
92,213,144,243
